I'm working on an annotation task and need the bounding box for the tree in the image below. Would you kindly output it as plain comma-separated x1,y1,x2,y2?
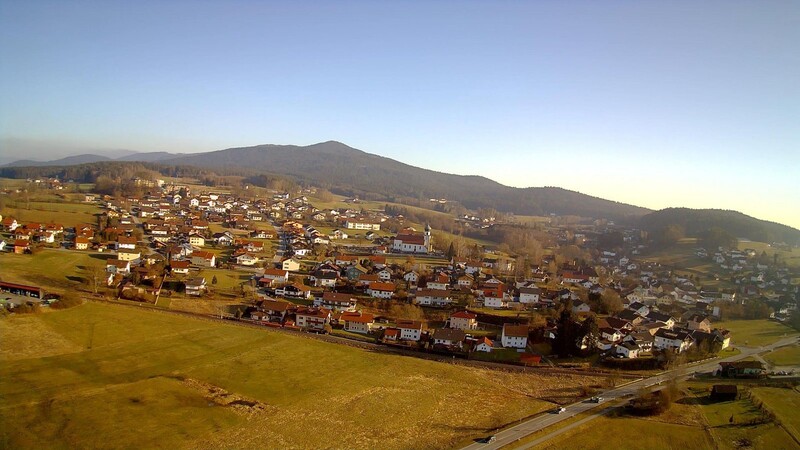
446,242,456,260
578,314,599,352
599,289,624,314
212,275,218,285
82,263,107,294
553,303,580,358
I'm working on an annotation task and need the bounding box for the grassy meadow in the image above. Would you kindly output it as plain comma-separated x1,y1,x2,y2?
541,383,800,450
764,345,800,367
0,249,108,291
0,302,608,449
713,319,798,347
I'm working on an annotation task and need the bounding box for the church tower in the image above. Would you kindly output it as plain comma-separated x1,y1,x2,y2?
424,223,432,253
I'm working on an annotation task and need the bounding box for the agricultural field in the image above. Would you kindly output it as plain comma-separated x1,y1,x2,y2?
0,302,607,449
713,319,798,347
541,383,800,450
0,249,107,292
764,345,800,367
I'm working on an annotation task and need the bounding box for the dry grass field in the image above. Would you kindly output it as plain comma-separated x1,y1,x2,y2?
0,302,605,449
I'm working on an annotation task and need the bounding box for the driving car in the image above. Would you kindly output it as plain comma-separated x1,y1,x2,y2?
590,396,604,403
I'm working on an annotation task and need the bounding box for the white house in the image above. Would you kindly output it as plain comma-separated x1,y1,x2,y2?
449,311,478,330
518,286,541,304
414,289,452,307
501,324,528,349
396,320,423,341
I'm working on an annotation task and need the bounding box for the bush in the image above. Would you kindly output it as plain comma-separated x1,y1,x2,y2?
50,293,83,310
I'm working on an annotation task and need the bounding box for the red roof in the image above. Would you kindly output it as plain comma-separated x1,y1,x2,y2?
451,311,477,320
369,282,395,292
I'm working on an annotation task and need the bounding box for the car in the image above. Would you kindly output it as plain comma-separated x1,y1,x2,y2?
554,407,566,414
484,435,496,444
590,396,603,403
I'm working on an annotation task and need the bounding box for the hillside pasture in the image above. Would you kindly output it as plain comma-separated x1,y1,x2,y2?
713,319,798,347
0,302,605,449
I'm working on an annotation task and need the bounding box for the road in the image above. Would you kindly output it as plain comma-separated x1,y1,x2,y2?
462,336,799,450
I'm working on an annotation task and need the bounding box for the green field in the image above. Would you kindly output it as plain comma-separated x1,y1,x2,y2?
0,302,608,449
752,387,800,441
713,319,798,347
541,383,799,450
2,197,101,227
0,249,108,291
764,345,800,366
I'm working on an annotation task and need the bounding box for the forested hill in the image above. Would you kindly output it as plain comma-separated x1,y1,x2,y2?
160,141,651,220
640,208,800,245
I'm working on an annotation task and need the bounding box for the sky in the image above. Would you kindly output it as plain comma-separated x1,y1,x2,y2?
1,1,798,229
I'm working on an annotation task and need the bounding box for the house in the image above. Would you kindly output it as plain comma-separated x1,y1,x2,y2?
261,268,289,285
646,311,676,329
686,314,712,332
213,232,235,246
295,307,331,331
257,299,291,323
74,236,90,250
383,328,401,341
457,275,474,288
627,301,650,317
117,236,137,250
188,234,205,247
344,220,381,231
653,328,693,353
403,271,419,286
315,292,357,312
449,311,478,330
414,289,452,307
357,273,380,286
719,361,766,378
170,260,191,275
376,268,393,281
483,293,509,309
344,264,368,281
614,342,641,359
0,241,5,252
427,273,450,290
280,283,312,300
519,286,541,304
342,311,375,334
235,253,259,266
395,320,424,341
571,301,592,314
191,251,216,267
106,258,131,274
2,217,19,231
309,269,338,288
432,328,466,348
185,277,207,296
281,257,301,272
501,324,529,349
475,337,494,352
367,282,395,299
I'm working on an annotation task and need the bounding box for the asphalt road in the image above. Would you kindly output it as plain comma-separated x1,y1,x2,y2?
462,336,799,450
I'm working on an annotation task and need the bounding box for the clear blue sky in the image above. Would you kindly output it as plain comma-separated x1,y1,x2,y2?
1,1,798,229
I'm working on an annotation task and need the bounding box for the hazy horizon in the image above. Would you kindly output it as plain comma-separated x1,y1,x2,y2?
1,1,798,229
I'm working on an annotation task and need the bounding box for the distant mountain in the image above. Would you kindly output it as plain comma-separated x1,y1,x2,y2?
160,141,651,220
5,154,111,167
640,208,800,245
3,151,181,167
116,151,182,162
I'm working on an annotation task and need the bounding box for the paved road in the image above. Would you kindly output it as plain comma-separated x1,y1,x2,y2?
462,336,799,450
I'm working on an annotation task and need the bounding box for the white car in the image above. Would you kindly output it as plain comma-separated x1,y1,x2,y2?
554,407,566,414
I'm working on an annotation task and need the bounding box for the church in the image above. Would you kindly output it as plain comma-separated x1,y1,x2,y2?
392,224,432,254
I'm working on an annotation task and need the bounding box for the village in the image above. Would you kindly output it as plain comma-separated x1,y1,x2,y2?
1,175,799,372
